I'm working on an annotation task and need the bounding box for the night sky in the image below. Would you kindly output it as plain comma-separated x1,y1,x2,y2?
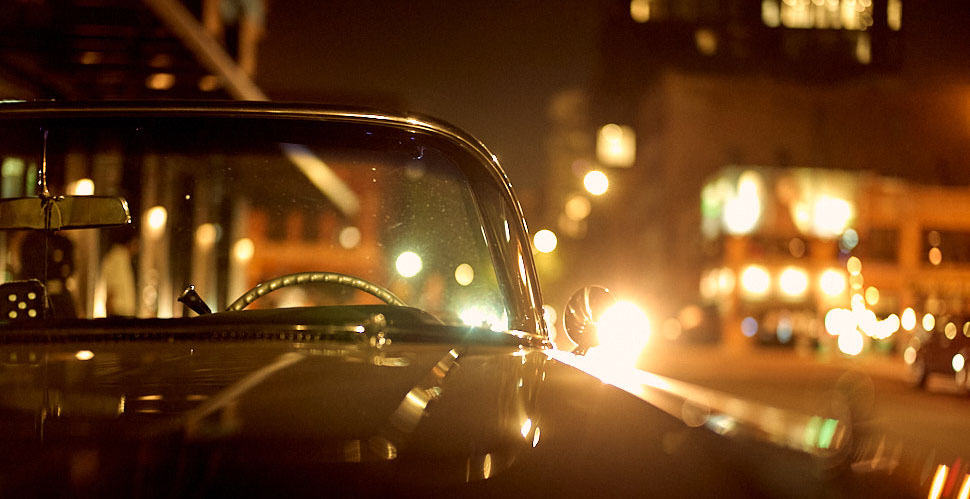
256,1,603,195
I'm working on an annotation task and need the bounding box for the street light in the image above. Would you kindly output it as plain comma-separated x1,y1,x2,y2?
596,124,636,168
533,229,558,253
395,251,422,277
583,170,609,196
740,265,770,298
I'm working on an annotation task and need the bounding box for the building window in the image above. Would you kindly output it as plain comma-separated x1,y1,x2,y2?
856,227,898,262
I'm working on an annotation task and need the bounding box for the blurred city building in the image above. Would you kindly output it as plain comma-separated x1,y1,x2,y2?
700,166,970,349
0,0,288,101
540,0,970,348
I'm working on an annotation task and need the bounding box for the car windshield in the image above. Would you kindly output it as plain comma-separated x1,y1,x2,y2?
0,115,517,331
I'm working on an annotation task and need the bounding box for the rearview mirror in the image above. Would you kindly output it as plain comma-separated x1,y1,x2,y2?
0,196,131,231
563,286,616,355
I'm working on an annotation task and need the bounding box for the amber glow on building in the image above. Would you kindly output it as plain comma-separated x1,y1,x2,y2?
701,166,970,346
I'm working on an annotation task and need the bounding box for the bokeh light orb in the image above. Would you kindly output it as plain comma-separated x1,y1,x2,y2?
838,329,864,356
395,251,423,277
583,170,609,196
454,263,475,286
533,229,558,253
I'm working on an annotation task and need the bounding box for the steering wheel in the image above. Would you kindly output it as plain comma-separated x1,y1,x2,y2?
226,271,407,311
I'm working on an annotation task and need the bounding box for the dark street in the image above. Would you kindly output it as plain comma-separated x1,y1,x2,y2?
640,342,970,461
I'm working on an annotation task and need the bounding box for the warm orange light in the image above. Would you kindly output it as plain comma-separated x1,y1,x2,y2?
740,265,770,298
778,267,808,298
953,353,965,373
956,473,970,499
864,286,879,306
928,464,948,499
946,322,958,340
533,229,558,253
395,251,422,277
887,0,902,31
901,308,917,331
904,346,917,365
591,301,651,367
195,223,217,248
233,238,255,262
70,178,95,196
838,329,864,356
825,308,855,336
79,51,102,65
583,170,609,196
198,75,220,92
144,206,167,239
761,0,780,27
564,195,592,221
850,274,864,290
338,226,361,249
596,124,636,167
454,263,474,286
722,172,762,235
819,269,846,296
146,73,175,90
813,196,853,237
483,453,493,479
694,28,717,56
717,268,736,295
630,0,651,23
855,33,871,65
846,256,862,276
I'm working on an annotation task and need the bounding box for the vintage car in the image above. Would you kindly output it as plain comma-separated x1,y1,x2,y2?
0,102,935,497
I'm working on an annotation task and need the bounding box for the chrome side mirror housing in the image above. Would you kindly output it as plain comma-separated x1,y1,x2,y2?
563,286,616,355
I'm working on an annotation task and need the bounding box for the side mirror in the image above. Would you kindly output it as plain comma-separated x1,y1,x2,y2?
563,286,616,355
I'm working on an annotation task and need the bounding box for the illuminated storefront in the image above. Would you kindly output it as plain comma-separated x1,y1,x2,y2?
701,166,970,352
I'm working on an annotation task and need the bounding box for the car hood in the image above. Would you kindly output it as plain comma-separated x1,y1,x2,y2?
0,323,544,496
0,320,926,498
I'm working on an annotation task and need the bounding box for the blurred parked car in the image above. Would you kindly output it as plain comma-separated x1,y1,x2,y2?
907,314,970,391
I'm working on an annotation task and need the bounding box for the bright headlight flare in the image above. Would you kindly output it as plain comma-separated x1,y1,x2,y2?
589,301,650,366
740,265,770,298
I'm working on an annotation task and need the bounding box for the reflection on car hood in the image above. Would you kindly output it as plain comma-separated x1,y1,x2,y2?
0,320,929,498
0,323,544,496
